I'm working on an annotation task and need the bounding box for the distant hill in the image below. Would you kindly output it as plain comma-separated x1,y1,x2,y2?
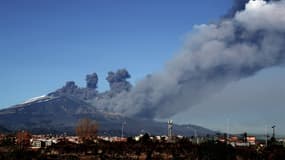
0,125,9,133
0,95,214,136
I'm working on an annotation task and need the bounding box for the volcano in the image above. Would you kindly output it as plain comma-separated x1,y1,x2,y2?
0,95,214,136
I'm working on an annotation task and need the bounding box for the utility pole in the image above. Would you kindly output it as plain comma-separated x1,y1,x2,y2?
226,118,230,144
121,121,126,138
272,125,276,139
265,125,268,147
194,129,199,144
168,120,173,140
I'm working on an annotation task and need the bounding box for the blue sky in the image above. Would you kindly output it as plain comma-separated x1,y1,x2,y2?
1,0,284,134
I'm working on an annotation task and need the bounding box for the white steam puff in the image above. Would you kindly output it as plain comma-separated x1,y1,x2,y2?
97,0,285,118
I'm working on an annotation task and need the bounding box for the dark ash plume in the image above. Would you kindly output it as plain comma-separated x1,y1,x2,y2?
86,73,98,89
48,81,79,97
58,81,79,94
49,75,98,100
106,69,132,93
100,0,285,119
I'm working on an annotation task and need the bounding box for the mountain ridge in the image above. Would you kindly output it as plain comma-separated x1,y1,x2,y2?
0,95,214,136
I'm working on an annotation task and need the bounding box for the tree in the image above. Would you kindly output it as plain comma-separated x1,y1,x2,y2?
140,133,150,144
75,118,98,142
16,130,31,150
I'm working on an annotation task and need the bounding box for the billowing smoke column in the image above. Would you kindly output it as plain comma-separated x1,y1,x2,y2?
61,81,78,93
104,0,285,119
49,74,98,100
106,69,132,93
86,73,98,89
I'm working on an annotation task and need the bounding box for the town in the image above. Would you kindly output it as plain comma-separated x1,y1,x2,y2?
0,119,285,160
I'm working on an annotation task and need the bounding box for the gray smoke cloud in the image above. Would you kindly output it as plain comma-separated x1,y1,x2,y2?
49,74,98,100
99,0,285,119
90,69,132,112
59,81,79,94
106,69,132,93
49,81,79,97
86,73,98,89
